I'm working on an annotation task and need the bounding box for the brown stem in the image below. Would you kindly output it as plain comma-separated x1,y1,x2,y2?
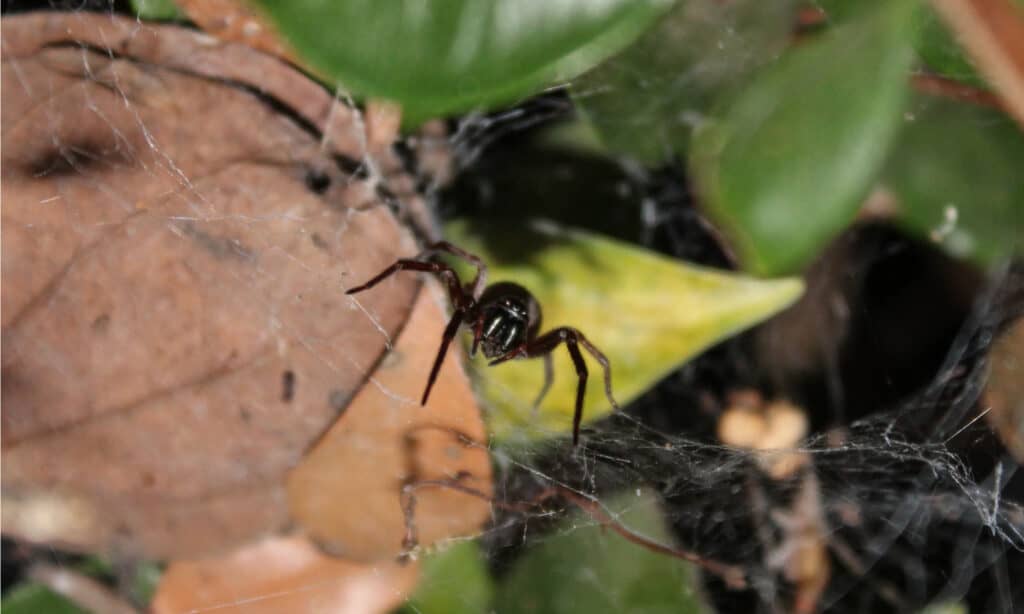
911,73,1005,110
399,478,748,589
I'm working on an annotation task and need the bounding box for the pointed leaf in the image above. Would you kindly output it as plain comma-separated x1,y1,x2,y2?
691,0,917,274
445,220,803,443
253,0,673,124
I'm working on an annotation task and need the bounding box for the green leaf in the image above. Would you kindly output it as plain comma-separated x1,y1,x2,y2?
130,0,183,20
494,489,707,614
252,0,673,124
2,584,90,614
691,0,917,275
882,95,1024,265
912,6,986,88
445,219,803,444
573,0,798,163
397,542,494,614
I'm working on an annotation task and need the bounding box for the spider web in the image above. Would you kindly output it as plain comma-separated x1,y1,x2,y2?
2,3,1022,614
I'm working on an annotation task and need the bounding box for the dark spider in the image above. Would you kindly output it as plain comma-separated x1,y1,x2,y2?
346,241,620,445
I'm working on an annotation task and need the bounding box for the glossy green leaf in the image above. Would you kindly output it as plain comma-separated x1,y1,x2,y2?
494,489,706,614
445,219,803,444
253,0,673,124
882,95,1024,265
573,0,798,163
398,542,494,614
691,0,917,275
131,0,183,20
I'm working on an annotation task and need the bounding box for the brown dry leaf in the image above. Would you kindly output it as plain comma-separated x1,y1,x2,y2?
152,534,418,614
931,0,1024,129
985,316,1024,462
0,13,473,560
176,0,296,61
288,284,493,561
167,0,437,239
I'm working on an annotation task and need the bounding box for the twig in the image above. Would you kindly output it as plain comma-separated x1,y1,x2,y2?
400,478,748,589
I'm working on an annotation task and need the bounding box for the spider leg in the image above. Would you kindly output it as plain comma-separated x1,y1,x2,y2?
487,345,527,366
421,308,466,405
470,313,485,357
346,259,467,309
488,327,618,445
532,353,554,413
563,337,588,446
424,241,488,300
575,334,620,412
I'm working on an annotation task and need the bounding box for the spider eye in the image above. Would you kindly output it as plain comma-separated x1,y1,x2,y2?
502,321,521,351
484,316,503,338
480,308,527,358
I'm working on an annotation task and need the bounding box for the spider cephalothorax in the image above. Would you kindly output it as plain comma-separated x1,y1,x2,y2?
473,282,540,359
346,241,619,445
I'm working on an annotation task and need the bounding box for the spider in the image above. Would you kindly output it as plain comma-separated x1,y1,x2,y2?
346,241,620,445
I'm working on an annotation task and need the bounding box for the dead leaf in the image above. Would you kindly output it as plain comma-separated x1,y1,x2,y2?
176,0,297,61
985,316,1024,462
288,284,493,561
152,535,418,614
0,13,429,559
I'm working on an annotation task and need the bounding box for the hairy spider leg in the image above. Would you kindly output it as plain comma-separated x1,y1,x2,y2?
489,327,619,445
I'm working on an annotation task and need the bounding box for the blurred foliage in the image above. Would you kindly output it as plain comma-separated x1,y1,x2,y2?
1,558,160,614
881,94,1024,265
223,0,1017,274
690,0,917,274
252,0,672,124
572,0,798,163
397,542,494,614
494,489,706,613
445,219,803,444
911,8,986,87
393,492,706,613
1,584,89,614
130,0,183,20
